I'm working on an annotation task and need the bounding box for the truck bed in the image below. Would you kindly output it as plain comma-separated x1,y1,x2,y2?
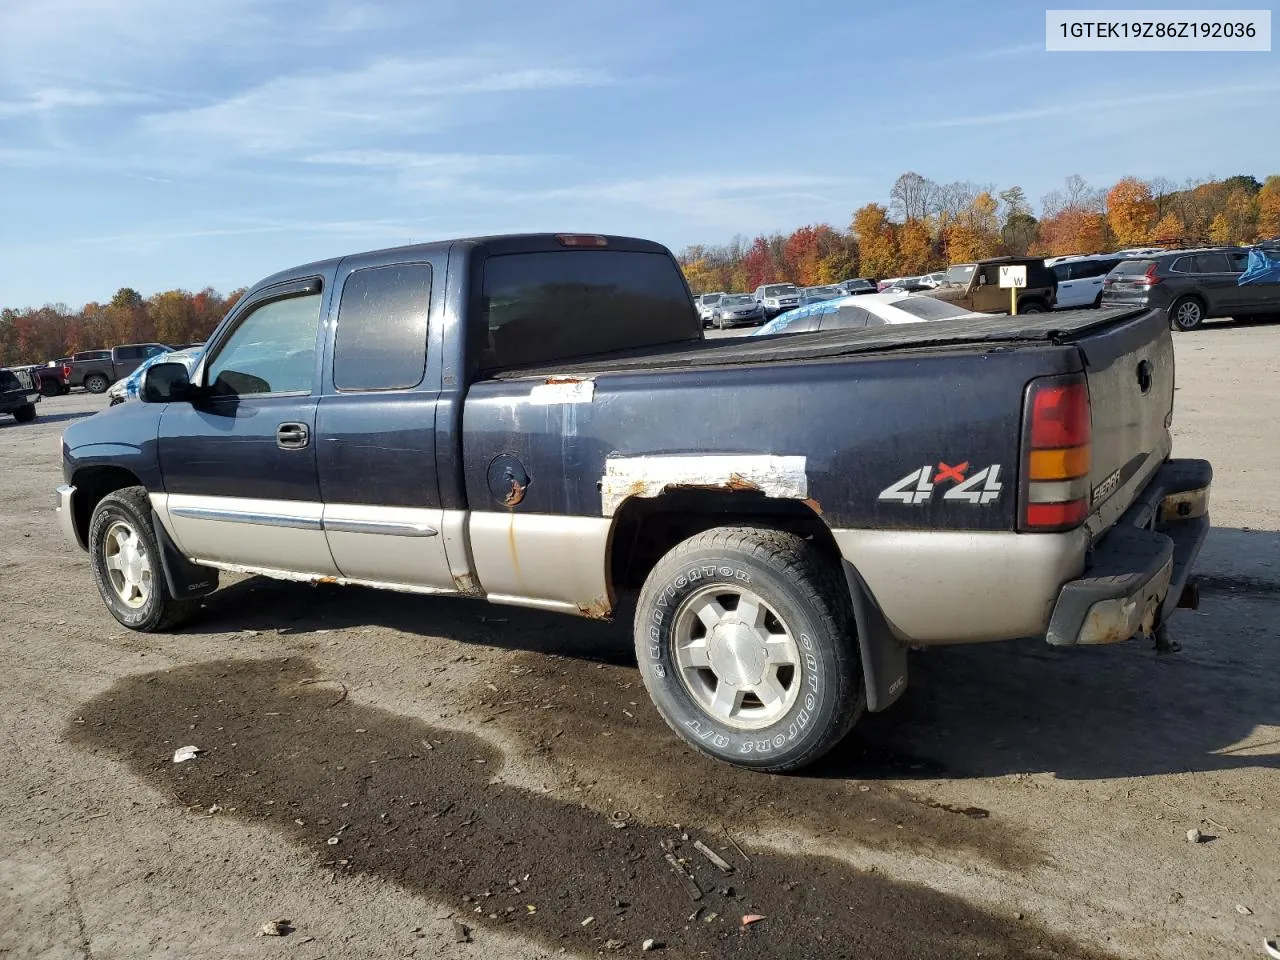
486,307,1150,380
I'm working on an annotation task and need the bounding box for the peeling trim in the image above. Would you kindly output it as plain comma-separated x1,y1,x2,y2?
529,378,595,405
600,454,808,517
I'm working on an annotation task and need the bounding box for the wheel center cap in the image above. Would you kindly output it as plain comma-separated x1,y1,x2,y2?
707,620,767,687
121,544,142,582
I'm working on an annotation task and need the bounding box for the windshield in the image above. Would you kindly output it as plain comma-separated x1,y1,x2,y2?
888,296,974,320
806,286,839,297
702,294,722,305
844,280,873,290
942,265,975,286
763,284,797,298
721,295,754,306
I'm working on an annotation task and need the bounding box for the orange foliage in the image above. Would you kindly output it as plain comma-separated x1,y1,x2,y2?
1106,177,1156,246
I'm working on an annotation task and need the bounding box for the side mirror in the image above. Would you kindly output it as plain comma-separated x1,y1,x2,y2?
141,362,193,403
978,275,989,286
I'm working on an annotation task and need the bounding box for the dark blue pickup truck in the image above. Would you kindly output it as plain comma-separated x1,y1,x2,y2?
56,233,1212,771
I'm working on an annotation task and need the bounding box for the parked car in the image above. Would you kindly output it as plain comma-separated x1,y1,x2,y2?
886,276,931,293
752,283,800,319
797,285,843,306
64,343,173,393
56,232,1210,773
1047,254,1123,309
694,292,726,327
1101,246,1280,331
754,293,986,335
925,257,1056,314
707,293,765,329
108,347,204,406
835,278,876,296
917,272,945,288
0,367,40,423
876,276,909,292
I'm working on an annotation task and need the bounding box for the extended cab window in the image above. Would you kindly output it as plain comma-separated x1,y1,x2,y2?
334,263,432,391
206,292,323,397
478,251,697,373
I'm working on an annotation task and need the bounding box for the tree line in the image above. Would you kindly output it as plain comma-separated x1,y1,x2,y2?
680,172,1280,293
0,287,244,368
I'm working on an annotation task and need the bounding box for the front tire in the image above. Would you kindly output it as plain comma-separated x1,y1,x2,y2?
1019,300,1046,314
89,486,197,632
84,373,110,394
13,403,36,423
634,527,864,772
1170,296,1204,331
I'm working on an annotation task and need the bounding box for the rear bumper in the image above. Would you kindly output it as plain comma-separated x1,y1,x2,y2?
1045,458,1211,645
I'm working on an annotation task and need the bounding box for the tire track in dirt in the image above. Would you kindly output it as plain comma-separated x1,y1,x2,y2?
68,657,1113,960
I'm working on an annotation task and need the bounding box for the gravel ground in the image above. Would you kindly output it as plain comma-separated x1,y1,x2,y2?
2,319,1277,959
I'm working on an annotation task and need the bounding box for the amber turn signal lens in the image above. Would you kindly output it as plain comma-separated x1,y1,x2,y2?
1028,445,1091,481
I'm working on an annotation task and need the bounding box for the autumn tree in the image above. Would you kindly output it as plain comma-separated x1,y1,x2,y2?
1106,177,1157,246
851,203,897,278
1150,212,1185,245
1258,176,1280,238
896,218,934,274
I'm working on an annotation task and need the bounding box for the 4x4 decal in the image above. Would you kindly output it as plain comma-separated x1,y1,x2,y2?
878,462,1003,505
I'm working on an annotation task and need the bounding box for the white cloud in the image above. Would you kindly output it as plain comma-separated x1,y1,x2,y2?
140,57,615,156
0,86,151,117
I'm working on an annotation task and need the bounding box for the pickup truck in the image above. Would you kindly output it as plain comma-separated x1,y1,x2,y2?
55,233,1212,772
1,367,40,422
64,343,172,393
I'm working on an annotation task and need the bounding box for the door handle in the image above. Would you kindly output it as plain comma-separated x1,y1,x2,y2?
277,422,310,450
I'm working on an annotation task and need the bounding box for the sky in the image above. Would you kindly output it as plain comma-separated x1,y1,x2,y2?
1,0,1277,307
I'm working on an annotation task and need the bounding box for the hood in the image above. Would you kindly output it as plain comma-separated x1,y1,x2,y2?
920,285,963,304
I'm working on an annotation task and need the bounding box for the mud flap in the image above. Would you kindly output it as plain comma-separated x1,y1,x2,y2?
152,511,219,600
841,559,908,712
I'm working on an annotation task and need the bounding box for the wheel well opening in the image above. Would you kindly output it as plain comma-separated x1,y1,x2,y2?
607,491,840,595
73,466,143,546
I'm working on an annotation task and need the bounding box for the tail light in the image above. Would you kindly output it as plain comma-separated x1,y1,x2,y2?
62,364,71,378
1134,263,1162,286
556,234,608,248
1021,375,1092,531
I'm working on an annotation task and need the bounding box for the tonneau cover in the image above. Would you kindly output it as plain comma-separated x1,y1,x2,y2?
486,307,1150,380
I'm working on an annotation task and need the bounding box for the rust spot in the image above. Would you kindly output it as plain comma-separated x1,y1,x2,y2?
316,576,338,585
507,513,522,584
576,596,612,620
452,573,480,596
544,376,586,385
724,473,761,492
503,478,527,508
803,497,824,515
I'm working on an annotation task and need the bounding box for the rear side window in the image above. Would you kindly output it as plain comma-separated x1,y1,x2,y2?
333,263,432,391
1227,251,1249,273
1193,253,1231,273
115,346,142,361
0,370,19,391
478,251,697,373
820,305,873,330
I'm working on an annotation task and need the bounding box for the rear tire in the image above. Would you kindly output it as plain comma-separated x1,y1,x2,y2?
634,526,864,772
13,403,36,423
1019,300,1046,314
84,373,110,394
1169,297,1204,331
89,486,198,632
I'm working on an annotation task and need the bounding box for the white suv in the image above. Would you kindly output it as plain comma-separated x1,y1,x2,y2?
1046,254,1122,309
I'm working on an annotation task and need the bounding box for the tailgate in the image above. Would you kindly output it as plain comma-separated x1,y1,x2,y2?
1073,308,1174,532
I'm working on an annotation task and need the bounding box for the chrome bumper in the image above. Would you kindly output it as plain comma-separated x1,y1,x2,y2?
56,484,82,550
1045,459,1211,646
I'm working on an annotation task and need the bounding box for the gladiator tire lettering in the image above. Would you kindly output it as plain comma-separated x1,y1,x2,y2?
633,525,864,772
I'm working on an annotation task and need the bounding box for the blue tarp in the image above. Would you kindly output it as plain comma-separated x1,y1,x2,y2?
1239,247,1280,286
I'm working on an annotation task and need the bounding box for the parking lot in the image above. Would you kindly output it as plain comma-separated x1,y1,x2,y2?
1,320,1277,960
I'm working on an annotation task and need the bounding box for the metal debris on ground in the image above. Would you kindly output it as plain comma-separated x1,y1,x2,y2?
452,920,471,943
172,745,202,763
692,840,734,874
663,852,703,901
257,919,292,937
1186,828,1204,843
581,916,595,927
642,939,664,952
741,914,767,929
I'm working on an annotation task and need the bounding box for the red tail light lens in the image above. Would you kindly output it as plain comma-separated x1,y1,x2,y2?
62,364,71,378
556,234,608,248
1022,375,1092,531
1134,263,1162,286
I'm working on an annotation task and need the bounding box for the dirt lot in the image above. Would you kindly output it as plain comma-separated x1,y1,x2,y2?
2,320,1277,959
